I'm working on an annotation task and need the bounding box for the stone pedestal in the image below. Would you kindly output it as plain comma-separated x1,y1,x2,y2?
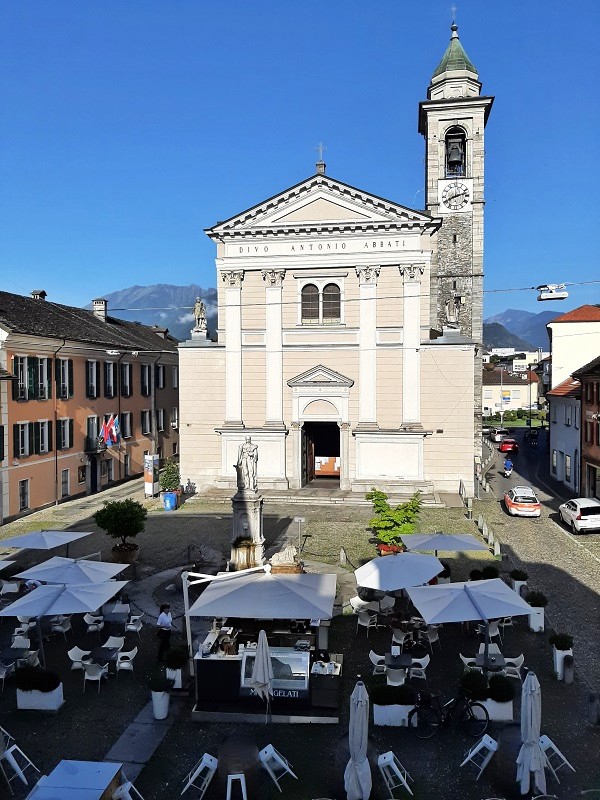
190,328,211,344
229,489,264,569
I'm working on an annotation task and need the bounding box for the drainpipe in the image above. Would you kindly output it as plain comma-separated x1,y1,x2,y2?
53,340,67,506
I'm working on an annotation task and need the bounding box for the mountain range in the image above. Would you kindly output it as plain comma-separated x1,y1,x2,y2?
90,284,568,349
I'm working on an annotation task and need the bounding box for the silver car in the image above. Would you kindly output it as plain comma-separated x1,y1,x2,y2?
558,498,600,533
490,427,509,442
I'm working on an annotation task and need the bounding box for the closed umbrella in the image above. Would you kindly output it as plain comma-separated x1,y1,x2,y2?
401,533,488,557
355,553,443,592
249,629,274,721
16,556,128,585
516,671,547,795
344,680,372,800
0,530,92,557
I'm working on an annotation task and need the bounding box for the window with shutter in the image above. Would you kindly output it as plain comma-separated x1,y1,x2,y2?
27,357,38,399
68,360,74,397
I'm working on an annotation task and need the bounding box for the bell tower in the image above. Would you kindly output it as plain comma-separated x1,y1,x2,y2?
419,22,494,442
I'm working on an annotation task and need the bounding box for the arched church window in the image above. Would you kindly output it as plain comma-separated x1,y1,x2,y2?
322,283,341,323
301,284,319,323
445,126,467,177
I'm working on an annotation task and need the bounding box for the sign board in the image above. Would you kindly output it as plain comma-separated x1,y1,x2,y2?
144,454,160,497
294,517,306,523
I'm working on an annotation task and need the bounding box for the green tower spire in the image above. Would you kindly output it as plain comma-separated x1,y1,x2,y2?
432,23,477,78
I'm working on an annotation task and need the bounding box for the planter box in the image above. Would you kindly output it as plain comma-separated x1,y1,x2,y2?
528,607,544,632
373,704,415,727
510,579,528,597
473,699,514,722
17,685,64,712
151,690,170,720
437,576,452,584
553,646,573,680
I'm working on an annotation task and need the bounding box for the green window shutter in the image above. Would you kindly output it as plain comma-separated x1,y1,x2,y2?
120,364,126,397
12,376,19,401
68,360,74,397
28,422,34,456
96,361,102,398
69,419,74,449
85,362,91,398
47,421,53,452
55,357,61,387
28,357,38,399
56,422,63,450
34,422,41,454
46,360,53,399
13,424,19,458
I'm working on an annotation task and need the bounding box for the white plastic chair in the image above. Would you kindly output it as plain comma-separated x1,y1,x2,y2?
459,654,479,671
504,654,525,681
460,734,498,780
477,620,502,643
51,616,73,641
378,751,414,796
0,662,15,692
391,629,412,651
180,752,217,797
410,653,430,683
378,595,396,615
113,780,145,799
116,646,138,678
386,667,406,687
418,627,442,652
83,662,109,693
368,650,386,675
67,646,92,671
356,611,378,637
538,735,576,782
126,614,144,638
10,635,30,650
258,744,298,792
349,596,378,614
478,643,502,656
17,650,40,669
102,636,125,651
83,613,105,637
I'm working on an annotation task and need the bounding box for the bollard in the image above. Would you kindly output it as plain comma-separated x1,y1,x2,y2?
466,497,473,520
586,692,600,725
563,654,575,685
493,541,501,557
482,521,489,541
477,514,483,531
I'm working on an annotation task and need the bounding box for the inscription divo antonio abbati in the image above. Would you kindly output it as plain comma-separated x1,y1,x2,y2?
237,238,411,255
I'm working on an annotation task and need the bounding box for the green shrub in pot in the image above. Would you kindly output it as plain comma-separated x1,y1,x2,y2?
148,668,174,693
460,669,488,701
15,666,61,693
487,674,515,703
394,683,417,705
481,565,499,580
469,569,483,581
163,646,188,670
510,569,528,581
549,633,573,651
370,683,416,705
526,590,548,608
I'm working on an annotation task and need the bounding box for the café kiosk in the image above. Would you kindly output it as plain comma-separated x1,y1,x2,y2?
184,566,341,721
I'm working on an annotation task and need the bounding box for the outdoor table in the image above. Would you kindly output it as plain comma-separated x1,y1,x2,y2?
1,647,28,665
217,733,261,791
385,652,413,669
26,760,123,799
101,611,129,635
83,647,120,669
475,653,506,671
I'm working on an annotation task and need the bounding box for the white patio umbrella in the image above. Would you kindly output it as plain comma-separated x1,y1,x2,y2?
0,581,128,667
401,533,488,557
0,530,92,557
344,680,372,800
15,556,128,585
0,561,16,572
248,629,274,721
516,671,547,795
406,579,533,672
354,553,443,592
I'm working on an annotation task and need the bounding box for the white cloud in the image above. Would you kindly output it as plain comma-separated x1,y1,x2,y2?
178,313,194,324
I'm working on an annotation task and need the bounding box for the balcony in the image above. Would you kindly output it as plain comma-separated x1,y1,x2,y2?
84,436,107,454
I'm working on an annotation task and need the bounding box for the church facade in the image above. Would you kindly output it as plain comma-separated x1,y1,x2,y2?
179,25,493,496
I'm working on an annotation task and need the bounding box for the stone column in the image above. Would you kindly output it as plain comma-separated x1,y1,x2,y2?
338,421,351,490
221,270,244,427
262,269,286,427
290,421,301,490
399,264,425,424
356,266,380,429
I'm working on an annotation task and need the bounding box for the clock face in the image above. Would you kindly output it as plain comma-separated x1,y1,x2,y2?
442,181,470,210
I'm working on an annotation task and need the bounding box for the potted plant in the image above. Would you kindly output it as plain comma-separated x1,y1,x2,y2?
438,562,452,584
15,666,64,712
481,565,500,580
549,633,574,680
160,459,181,510
148,667,174,719
460,669,488,701
526,590,548,632
164,645,189,691
479,674,515,722
370,682,417,727
94,498,147,563
510,569,529,596
366,490,421,554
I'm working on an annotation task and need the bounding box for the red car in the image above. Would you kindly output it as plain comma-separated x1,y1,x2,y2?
498,438,519,454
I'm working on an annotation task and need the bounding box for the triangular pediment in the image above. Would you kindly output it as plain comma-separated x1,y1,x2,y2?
287,364,354,388
207,174,438,237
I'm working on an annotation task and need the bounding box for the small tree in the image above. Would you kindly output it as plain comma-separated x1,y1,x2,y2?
94,498,147,550
160,459,180,492
366,489,421,546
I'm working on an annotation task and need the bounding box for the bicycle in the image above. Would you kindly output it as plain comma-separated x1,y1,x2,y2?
407,689,489,739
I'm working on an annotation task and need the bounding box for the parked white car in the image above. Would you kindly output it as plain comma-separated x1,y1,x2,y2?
490,427,509,442
558,498,600,533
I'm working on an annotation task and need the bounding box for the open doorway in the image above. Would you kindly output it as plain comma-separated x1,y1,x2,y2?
301,422,340,487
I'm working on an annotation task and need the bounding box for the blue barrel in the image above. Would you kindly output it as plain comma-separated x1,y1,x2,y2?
162,492,177,511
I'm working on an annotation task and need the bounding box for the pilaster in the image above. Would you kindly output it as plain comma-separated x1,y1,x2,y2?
221,270,244,427
356,266,380,429
262,269,286,428
399,265,425,424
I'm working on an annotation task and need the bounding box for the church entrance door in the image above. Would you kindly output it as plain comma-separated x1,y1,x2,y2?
302,422,340,487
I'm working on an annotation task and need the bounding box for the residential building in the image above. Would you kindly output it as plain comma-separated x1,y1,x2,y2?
0,291,179,522
546,377,581,493
511,350,548,372
573,356,600,499
179,24,493,496
547,306,600,389
482,369,539,418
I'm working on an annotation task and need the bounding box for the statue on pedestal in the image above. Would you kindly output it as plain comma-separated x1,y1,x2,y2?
236,436,258,493
193,297,207,331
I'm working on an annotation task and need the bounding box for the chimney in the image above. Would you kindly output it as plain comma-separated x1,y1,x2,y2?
92,298,108,321
31,289,47,301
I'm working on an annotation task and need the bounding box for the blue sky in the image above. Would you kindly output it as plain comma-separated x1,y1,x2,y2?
1,1,599,318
